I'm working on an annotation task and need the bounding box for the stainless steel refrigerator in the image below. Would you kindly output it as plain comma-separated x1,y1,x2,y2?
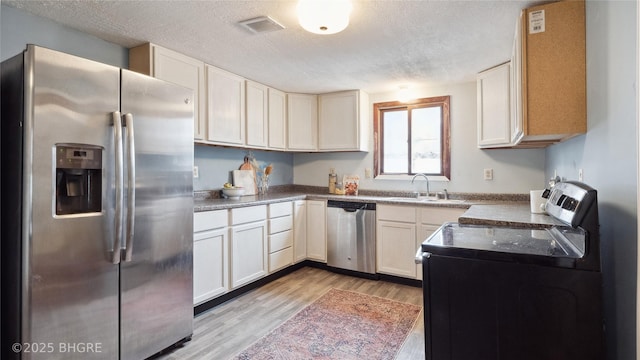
1,45,194,360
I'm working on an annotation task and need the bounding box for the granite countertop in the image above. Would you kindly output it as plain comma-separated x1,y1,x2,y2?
193,186,528,212
194,186,564,233
193,192,307,212
458,204,565,229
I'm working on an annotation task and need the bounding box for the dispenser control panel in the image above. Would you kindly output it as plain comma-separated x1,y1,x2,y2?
56,145,102,170
55,144,103,215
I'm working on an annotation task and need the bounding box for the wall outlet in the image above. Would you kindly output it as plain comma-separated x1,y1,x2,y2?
329,167,336,174
483,168,493,180
193,166,199,179
364,168,372,179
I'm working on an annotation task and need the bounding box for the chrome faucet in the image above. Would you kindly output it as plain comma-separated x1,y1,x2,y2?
411,173,430,198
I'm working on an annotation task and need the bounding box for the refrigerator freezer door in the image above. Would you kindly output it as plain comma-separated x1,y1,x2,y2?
26,46,120,359
119,69,194,360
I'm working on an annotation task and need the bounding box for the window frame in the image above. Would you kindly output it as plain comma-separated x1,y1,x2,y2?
373,96,451,179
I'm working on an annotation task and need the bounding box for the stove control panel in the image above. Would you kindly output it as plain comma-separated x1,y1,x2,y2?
545,181,597,227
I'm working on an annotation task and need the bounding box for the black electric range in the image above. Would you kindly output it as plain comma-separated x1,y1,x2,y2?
417,181,603,360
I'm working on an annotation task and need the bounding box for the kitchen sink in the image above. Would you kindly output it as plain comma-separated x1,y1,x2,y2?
385,197,467,204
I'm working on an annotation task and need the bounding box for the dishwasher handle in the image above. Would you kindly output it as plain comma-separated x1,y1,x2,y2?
327,200,376,211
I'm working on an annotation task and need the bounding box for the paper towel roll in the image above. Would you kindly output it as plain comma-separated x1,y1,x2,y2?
530,190,547,213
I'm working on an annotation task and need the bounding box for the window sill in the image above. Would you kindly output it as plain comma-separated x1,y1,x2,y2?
374,174,450,182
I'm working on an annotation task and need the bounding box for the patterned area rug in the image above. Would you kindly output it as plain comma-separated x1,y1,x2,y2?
233,288,421,360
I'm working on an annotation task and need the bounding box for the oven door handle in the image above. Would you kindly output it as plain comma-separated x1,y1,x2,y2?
415,248,430,264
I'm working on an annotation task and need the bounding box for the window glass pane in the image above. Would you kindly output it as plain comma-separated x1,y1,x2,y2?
411,106,442,174
383,110,408,173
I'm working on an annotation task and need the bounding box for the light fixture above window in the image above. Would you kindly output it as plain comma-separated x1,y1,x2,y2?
398,86,413,103
297,0,352,35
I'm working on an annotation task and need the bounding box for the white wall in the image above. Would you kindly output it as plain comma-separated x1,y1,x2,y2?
294,81,546,193
194,145,293,191
545,1,638,359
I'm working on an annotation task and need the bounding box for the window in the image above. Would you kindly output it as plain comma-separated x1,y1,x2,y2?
373,96,450,179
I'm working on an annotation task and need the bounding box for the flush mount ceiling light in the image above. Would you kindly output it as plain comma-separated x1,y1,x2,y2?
297,0,352,35
398,86,413,103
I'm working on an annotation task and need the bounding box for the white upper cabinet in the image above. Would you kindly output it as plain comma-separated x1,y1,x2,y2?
478,2,586,149
129,43,206,140
477,62,512,148
510,11,524,145
131,43,374,152
318,90,369,152
287,93,318,151
245,80,268,148
206,65,245,146
268,88,287,150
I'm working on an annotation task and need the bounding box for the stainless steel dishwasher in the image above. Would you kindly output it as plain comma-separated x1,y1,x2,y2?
326,200,376,274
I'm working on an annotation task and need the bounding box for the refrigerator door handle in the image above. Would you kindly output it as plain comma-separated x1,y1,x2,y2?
123,113,136,262
112,111,124,264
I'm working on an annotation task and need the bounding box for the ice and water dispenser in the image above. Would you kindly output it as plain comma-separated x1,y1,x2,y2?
55,144,102,215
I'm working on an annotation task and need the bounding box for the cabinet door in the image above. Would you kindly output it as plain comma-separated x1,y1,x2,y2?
287,93,317,151
510,11,524,144
193,228,228,304
376,220,417,278
133,44,206,140
293,200,307,262
268,88,287,150
246,80,268,148
318,90,365,151
206,65,245,145
230,221,267,289
306,200,326,261
477,62,512,148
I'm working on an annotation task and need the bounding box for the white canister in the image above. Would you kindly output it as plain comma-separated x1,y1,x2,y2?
530,190,547,213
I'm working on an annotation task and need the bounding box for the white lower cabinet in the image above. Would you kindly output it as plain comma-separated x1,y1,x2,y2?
230,205,267,289
306,200,327,262
193,200,464,305
376,205,418,278
193,210,229,305
293,200,307,262
377,205,465,280
268,202,294,273
416,207,466,280
377,221,417,278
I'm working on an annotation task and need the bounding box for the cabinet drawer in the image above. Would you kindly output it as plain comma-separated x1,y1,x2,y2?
269,230,293,253
269,247,293,273
419,207,465,225
194,210,228,232
231,205,267,225
377,205,416,223
269,215,293,234
269,201,292,218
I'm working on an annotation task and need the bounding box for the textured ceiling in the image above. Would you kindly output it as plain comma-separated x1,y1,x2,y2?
3,0,539,94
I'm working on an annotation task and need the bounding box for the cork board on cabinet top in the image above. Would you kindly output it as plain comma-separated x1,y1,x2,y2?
523,0,586,137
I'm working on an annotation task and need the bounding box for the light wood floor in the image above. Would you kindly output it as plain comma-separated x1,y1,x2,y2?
156,267,425,360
